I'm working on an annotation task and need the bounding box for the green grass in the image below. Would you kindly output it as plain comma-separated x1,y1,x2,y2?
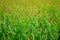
0,0,60,40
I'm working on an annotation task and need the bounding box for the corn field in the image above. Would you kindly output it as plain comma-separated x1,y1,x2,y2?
0,0,60,40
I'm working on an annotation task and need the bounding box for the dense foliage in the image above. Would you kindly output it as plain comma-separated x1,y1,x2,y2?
0,0,60,40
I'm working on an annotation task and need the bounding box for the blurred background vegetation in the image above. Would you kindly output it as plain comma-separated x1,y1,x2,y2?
0,0,60,40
